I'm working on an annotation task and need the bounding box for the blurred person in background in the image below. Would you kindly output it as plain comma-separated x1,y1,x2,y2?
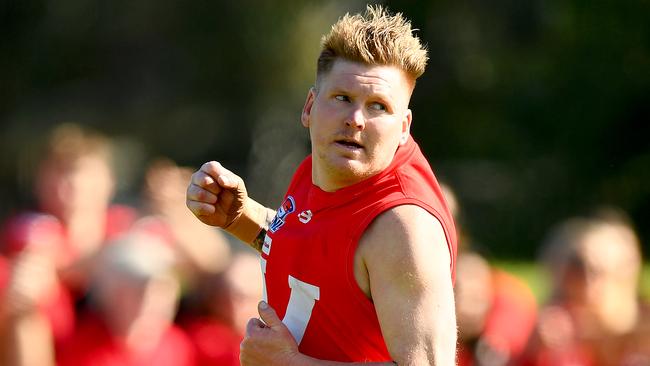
0,213,65,366
56,231,195,366
138,158,232,283
455,252,538,366
137,157,247,365
0,123,137,365
187,5,458,365
180,250,263,366
441,183,538,366
518,208,649,366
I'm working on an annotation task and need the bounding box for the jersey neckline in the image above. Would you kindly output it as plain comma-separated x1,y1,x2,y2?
306,136,417,211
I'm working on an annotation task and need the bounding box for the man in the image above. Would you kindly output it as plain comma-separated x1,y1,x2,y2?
187,5,458,365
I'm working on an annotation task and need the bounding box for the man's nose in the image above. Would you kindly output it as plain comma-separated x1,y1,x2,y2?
345,106,365,130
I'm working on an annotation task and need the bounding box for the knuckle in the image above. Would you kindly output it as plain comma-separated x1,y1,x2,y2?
196,205,213,216
202,160,221,172
187,184,202,199
194,190,214,204
185,183,195,196
201,174,216,187
190,172,202,186
187,201,209,216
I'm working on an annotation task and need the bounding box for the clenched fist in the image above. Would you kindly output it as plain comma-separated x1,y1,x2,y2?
186,161,248,229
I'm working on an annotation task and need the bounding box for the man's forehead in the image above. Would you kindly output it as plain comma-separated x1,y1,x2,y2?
334,60,404,79
321,60,412,97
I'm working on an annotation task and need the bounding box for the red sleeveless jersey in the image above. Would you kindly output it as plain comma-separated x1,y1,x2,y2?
261,137,457,362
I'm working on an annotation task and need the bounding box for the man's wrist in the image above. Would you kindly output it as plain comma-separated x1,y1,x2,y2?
251,227,267,252
225,197,275,250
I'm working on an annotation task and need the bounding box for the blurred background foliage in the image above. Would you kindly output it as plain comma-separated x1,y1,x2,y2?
1,0,648,260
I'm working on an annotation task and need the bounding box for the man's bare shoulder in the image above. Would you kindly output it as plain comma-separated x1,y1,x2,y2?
360,204,448,253
358,204,450,285
356,205,457,365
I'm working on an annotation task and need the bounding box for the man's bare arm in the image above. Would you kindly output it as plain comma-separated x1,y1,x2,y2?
360,205,457,365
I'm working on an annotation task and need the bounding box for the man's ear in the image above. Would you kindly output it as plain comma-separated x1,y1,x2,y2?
400,109,412,145
301,87,316,128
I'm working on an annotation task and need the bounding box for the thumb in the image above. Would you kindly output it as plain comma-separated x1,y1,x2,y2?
258,301,284,330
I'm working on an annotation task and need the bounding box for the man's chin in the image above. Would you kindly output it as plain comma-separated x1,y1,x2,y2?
327,156,364,173
331,161,380,182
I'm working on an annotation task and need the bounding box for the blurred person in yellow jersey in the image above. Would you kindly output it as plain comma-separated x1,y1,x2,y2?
187,5,458,365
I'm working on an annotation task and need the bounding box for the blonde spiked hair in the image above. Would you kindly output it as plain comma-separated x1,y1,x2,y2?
317,5,428,83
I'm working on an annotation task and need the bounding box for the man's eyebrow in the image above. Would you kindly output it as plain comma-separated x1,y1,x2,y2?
328,87,353,95
367,90,394,104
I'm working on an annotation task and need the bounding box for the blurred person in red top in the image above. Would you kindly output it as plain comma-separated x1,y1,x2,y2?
0,123,137,365
455,252,538,366
441,184,538,366
138,158,232,283
518,208,648,366
56,231,195,366
137,158,241,365
181,250,264,366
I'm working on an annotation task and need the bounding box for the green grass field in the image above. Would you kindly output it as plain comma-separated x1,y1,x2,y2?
492,261,650,304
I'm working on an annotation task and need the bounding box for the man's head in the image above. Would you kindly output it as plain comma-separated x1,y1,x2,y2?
92,232,179,348
316,5,428,90
302,6,428,191
455,252,493,341
35,123,115,223
541,209,642,335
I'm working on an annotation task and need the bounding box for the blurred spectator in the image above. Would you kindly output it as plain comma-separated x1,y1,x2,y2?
455,251,538,366
440,182,471,252
442,183,538,366
180,250,263,366
518,208,649,366
56,232,195,366
138,158,231,281
136,157,240,365
0,214,66,365
30,123,136,278
0,123,137,365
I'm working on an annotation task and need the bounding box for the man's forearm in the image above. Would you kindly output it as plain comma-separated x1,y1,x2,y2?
225,197,276,251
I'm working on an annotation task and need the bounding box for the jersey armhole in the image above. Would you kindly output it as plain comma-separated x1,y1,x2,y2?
344,199,456,310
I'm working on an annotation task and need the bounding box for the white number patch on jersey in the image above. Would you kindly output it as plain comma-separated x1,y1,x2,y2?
283,276,320,344
260,257,320,345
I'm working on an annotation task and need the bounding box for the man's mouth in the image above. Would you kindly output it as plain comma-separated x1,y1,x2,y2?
335,139,363,149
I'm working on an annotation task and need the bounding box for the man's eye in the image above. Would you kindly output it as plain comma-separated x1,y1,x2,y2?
335,95,349,102
369,102,386,111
